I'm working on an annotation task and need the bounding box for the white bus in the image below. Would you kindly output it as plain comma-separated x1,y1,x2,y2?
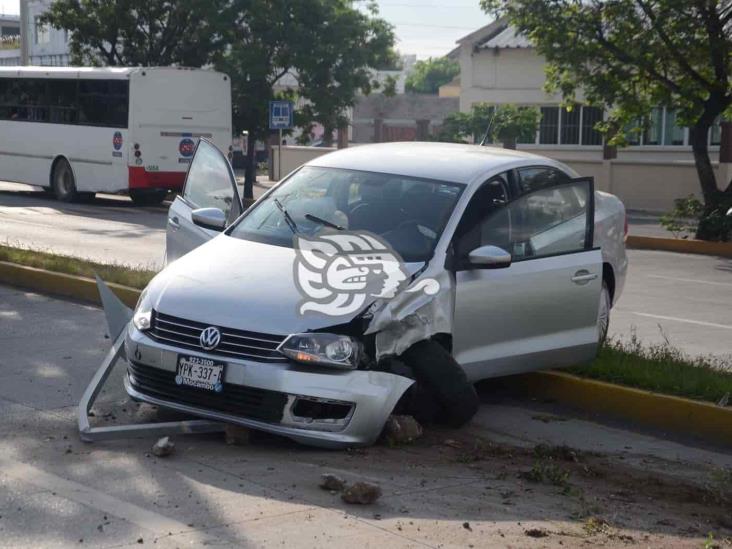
0,67,232,205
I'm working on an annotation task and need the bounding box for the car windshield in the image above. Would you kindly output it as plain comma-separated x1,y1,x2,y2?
229,167,464,262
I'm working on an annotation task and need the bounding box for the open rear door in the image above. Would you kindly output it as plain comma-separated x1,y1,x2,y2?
165,139,241,263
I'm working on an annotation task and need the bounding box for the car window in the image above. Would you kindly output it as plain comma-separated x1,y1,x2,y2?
183,140,239,220
455,179,591,264
229,166,464,262
517,166,571,194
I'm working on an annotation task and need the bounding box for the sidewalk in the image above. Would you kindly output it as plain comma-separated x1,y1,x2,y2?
626,210,668,238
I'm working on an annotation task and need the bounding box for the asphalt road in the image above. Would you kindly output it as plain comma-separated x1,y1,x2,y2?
1,182,730,362
0,285,729,548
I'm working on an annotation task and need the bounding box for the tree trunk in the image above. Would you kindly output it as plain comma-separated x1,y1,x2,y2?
244,132,256,200
689,122,718,210
322,128,334,147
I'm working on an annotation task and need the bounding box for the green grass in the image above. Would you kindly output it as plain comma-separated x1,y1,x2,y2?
0,244,156,290
569,334,732,405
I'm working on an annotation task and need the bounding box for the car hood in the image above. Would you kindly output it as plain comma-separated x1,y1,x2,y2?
150,235,422,336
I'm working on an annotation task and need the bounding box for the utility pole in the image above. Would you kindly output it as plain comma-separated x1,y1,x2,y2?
19,0,29,65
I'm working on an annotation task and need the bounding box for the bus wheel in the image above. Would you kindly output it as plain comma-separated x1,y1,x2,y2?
130,189,168,206
52,159,78,202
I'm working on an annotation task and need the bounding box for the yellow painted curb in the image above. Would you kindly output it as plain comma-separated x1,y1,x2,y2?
0,261,141,309
510,370,732,447
627,235,732,258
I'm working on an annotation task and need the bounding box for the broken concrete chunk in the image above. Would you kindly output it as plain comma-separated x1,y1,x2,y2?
383,415,423,445
151,436,175,457
224,424,251,445
341,481,382,505
319,474,347,492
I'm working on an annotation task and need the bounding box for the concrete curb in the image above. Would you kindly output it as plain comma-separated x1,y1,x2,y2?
627,235,732,258
506,370,732,447
1,260,730,447
0,261,141,309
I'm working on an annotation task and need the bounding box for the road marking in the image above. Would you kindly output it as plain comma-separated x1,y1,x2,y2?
0,457,210,538
648,274,732,288
631,312,732,330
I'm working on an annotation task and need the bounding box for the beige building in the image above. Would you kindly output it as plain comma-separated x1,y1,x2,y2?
451,21,730,212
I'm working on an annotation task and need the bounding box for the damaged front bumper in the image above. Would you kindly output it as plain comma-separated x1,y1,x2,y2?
124,326,414,448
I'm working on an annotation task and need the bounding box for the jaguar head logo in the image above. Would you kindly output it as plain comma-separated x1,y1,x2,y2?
293,231,409,317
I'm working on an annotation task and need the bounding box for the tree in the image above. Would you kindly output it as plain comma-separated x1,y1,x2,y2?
405,56,460,94
482,0,732,239
435,103,539,147
291,1,398,146
42,0,228,67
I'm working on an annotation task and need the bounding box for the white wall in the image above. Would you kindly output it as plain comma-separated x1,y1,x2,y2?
25,0,70,66
272,145,337,180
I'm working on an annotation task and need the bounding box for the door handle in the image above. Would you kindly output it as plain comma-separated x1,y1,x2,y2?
169,216,180,229
571,270,598,284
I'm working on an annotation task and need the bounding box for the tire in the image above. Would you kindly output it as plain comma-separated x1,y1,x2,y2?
598,281,611,347
130,189,168,206
400,339,479,428
51,158,78,202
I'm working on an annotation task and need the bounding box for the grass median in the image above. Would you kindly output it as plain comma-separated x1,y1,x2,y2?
1,244,730,405
0,244,156,290
569,334,732,406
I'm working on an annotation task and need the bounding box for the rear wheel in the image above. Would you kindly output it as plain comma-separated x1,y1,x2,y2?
130,189,168,206
400,339,479,428
598,281,611,346
52,159,77,202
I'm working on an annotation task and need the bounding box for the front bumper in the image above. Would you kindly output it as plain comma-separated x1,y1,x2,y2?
124,326,413,448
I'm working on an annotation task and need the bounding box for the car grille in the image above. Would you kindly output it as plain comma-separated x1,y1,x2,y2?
128,361,287,423
148,310,287,363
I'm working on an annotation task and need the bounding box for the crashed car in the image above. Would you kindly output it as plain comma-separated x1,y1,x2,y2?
125,140,627,448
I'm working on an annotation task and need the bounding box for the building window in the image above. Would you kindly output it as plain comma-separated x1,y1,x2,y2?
560,107,580,145
539,106,559,144
34,16,50,45
663,109,685,146
710,118,722,146
581,107,603,145
643,107,663,145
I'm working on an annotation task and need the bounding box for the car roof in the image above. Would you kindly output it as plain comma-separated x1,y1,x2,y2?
306,142,564,185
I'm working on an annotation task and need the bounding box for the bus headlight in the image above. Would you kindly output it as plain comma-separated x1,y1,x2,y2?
277,333,361,370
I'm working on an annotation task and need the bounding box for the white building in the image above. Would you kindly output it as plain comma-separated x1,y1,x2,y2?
0,14,20,66
451,20,730,212
20,0,71,66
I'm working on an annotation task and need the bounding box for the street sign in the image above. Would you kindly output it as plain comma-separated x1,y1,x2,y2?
269,100,294,130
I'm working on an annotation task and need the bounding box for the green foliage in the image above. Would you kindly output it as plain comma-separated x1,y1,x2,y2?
405,56,460,95
435,103,539,146
569,333,732,405
42,0,229,66
481,0,732,219
660,195,704,239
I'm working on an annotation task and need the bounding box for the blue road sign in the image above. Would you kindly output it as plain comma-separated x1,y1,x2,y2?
269,100,294,130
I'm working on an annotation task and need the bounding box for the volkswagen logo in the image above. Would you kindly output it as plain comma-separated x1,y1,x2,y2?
199,326,221,351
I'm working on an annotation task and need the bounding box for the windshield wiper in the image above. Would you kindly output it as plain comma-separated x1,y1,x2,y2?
305,213,344,231
273,198,299,234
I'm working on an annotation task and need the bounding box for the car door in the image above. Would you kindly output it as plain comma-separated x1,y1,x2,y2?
451,170,602,382
165,139,242,263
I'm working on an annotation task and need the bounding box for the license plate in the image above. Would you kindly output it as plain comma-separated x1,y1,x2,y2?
176,355,225,392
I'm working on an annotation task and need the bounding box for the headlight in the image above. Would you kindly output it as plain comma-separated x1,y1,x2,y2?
277,333,361,370
132,288,152,331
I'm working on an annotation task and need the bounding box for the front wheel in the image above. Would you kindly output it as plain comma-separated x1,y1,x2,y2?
598,281,611,346
130,189,168,206
52,159,78,202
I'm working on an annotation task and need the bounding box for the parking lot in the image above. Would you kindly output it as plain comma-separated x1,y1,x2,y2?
1,285,731,548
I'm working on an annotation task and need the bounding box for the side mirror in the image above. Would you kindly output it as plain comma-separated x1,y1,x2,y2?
468,245,512,269
191,207,226,231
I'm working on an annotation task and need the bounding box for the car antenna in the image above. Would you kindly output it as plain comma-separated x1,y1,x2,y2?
479,110,497,147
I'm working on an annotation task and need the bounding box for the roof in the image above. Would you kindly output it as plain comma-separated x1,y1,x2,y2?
306,142,549,185
479,25,532,49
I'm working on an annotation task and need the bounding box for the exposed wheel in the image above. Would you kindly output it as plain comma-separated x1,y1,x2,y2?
400,339,479,428
130,189,168,206
52,158,77,202
598,281,611,346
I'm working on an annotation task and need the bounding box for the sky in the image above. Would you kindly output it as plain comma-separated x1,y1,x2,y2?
0,0,491,59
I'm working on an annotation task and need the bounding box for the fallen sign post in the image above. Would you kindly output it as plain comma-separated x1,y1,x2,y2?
78,277,225,442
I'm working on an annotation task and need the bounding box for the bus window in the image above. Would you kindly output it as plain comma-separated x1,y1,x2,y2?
49,79,79,124
78,80,129,128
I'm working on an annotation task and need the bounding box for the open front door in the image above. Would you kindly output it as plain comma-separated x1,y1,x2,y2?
165,139,242,263
452,176,602,381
